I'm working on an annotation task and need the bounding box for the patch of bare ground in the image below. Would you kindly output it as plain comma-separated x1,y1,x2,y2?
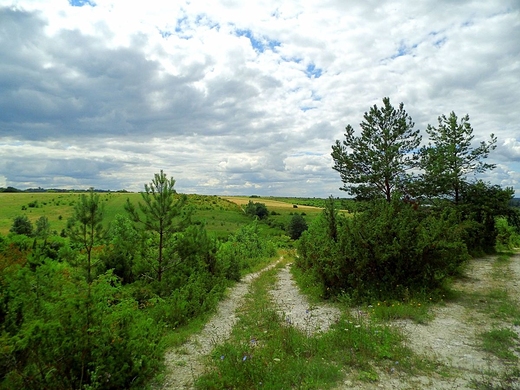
158,260,280,390
269,263,341,335
338,254,520,390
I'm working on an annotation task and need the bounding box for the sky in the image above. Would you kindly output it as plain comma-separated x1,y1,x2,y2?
0,0,519,196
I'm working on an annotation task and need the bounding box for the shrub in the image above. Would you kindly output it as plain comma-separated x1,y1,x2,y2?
1,265,163,390
244,201,269,219
297,199,469,302
287,214,308,240
495,217,520,251
9,215,33,236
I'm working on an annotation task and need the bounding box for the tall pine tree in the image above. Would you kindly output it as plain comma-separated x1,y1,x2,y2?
331,97,421,202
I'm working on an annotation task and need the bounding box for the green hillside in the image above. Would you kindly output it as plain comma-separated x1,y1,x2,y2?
0,193,325,239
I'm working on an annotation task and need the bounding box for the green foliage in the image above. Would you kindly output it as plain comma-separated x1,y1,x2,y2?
331,97,421,202
459,181,515,254
34,216,50,240
125,170,187,282
67,188,105,284
244,200,269,219
98,214,141,284
286,213,308,240
420,112,497,204
1,263,163,390
9,215,33,236
297,199,469,301
215,221,276,281
495,217,520,251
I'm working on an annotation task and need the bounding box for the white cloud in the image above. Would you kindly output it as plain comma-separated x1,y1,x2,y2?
0,0,519,196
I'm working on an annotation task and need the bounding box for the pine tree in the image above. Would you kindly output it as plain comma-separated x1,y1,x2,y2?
331,97,421,201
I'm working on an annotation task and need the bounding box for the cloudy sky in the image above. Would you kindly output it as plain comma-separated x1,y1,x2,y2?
0,0,519,196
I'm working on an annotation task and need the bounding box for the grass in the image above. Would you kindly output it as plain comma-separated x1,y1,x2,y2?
471,367,520,390
195,257,435,389
0,193,281,239
368,300,432,324
479,328,519,362
0,193,331,243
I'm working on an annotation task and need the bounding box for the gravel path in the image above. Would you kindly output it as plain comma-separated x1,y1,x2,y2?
338,254,520,390
159,259,281,389
269,262,341,335
160,254,520,390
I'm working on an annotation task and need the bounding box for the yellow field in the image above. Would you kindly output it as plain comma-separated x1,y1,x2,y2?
221,196,322,211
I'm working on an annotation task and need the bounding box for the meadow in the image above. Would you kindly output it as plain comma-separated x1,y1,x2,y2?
0,192,325,239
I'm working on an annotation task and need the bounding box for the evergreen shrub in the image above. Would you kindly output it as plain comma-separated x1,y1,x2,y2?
297,199,469,302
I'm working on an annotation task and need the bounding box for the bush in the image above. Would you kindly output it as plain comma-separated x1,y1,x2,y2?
244,201,269,219
495,217,520,251
9,215,33,236
1,265,163,390
287,214,308,240
297,199,469,302
216,221,276,280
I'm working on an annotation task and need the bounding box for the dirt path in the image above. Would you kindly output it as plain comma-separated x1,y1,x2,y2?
269,262,341,335
159,260,281,389
340,254,520,390
160,254,520,389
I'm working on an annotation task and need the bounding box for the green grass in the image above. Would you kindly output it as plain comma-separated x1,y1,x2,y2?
471,366,520,390
0,193,261,239
471,251,520,389
195,257,435,389
479,328,519,362
368,300,433,324
0,193,329,243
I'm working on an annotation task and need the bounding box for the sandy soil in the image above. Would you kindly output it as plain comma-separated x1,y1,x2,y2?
269,262,341,335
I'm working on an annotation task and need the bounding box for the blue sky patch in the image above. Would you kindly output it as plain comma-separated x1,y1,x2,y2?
391,41,418,59
306,63,322,78
69,0,96,7
236,29,280,53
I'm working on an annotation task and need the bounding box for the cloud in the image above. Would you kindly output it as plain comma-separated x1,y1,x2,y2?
0,0,519,196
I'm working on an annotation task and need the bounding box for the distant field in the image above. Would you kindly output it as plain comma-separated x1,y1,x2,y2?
0,193,247,238
221,196,323,211
0,193,331,238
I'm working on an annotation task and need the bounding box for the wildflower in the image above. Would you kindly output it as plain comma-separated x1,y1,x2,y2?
220,355,225,361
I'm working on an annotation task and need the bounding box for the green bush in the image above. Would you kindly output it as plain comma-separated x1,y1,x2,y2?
244,201,269,219
297,199,469,302
215,221,276,280
495,217,520,251
9,215,33,236
1,264,163,390
286,214,308,240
